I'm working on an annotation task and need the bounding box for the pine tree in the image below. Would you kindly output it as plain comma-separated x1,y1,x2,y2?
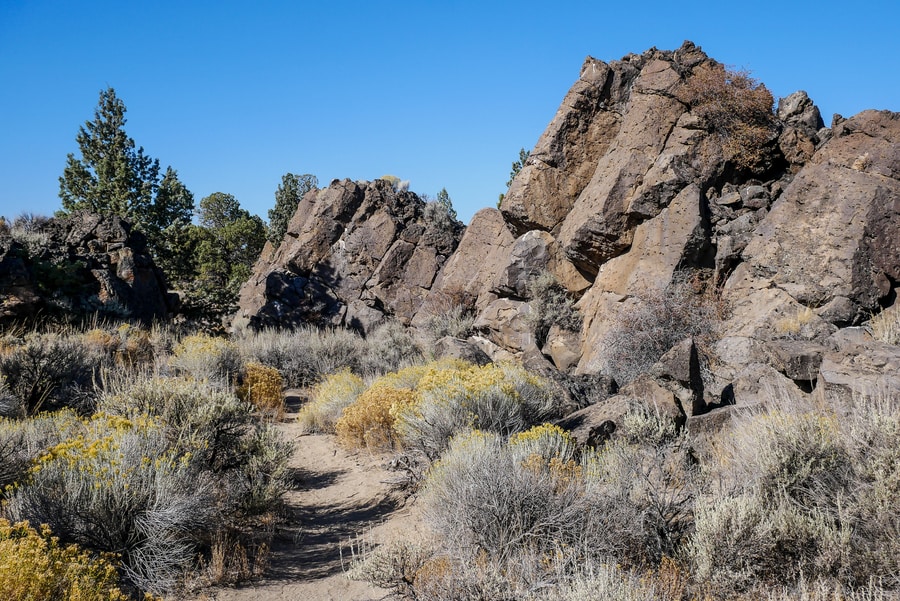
59,87,193,247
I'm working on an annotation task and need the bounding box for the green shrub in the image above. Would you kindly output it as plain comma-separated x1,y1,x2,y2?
0,519,128,601
297,370,366,433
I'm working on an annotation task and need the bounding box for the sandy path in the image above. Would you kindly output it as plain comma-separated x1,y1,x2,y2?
202,392,422,601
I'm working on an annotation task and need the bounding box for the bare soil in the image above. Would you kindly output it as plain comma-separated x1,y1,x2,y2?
197,390,422,601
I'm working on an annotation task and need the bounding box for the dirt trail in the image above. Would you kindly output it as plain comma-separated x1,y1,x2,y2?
204,392,421,601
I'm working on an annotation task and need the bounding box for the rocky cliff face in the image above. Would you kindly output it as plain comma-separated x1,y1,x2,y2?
233,179,463,332
235,41,900,425
0,211,173,325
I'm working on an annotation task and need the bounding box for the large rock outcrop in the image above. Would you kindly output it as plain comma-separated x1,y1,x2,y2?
231,41,900,415
414,41,900,405
0,211,172,325
234,179,464,332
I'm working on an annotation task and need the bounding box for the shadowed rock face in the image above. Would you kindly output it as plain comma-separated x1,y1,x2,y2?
0,211,172,325
234,179,463,333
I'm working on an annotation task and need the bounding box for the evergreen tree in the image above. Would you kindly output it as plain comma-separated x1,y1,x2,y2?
435,187,457,221
58,88,193,259
191,193,267,319
268,173,317,247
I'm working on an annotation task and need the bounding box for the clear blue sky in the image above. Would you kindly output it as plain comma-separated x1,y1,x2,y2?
1,0,898,225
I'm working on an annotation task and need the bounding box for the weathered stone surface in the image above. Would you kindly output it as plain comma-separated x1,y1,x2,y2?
412,208,514,327
492,230,554,298
816,329,900,403
542,325,582,373
591,184,707,296
0,211,171,325
235,179,463,332
777,91,826,170
732,111,900,325
432,336,491,366
766,340,828,382
720,363,809,408
557,374,685,446
472,298,537,354
650,338,706,416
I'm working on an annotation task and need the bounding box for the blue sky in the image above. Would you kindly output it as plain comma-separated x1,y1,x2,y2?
1,1,898,225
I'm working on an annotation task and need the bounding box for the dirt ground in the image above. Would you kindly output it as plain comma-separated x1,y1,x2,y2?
198,391,423,601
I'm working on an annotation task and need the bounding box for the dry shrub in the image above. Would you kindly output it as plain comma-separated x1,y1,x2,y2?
235,326,366,387
417,286,478,352
347,540,432,598
238,362,285,420
690,391,900,594
171,333,241,384
297,370,366,433
682,63,777,172
83,323,155,367
4,376,292,595
6,412,216,594
199,528,270,586
526,271,583,348
538,560,671,601
393,361,555,461
424,429,586,565
0,519,128,600
0,332,99,416
360,320,424,376
594,276,721,386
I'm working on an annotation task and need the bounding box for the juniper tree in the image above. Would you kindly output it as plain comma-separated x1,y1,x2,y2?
268,173,317,247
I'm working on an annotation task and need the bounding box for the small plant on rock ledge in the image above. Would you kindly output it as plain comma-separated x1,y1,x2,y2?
526,271,583,348
682,63,777,173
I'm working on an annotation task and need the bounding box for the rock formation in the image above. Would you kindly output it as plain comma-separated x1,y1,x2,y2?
234,41,900,415
234,179,464,332
0,211,172,325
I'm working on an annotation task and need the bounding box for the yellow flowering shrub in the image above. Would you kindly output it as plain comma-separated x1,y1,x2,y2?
0,519,127,600
392,361,553,459
335,384,417,450
238,362,284,420
7,411,213,594
298,370,366,433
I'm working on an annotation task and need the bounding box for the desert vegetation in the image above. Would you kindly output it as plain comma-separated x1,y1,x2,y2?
347,384,900,600
682,63,778,172
0,321,293,597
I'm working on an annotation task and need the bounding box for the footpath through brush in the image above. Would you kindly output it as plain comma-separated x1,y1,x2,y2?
202,390,421,601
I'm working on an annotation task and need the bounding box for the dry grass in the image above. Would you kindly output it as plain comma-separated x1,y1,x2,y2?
870,305,900,345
